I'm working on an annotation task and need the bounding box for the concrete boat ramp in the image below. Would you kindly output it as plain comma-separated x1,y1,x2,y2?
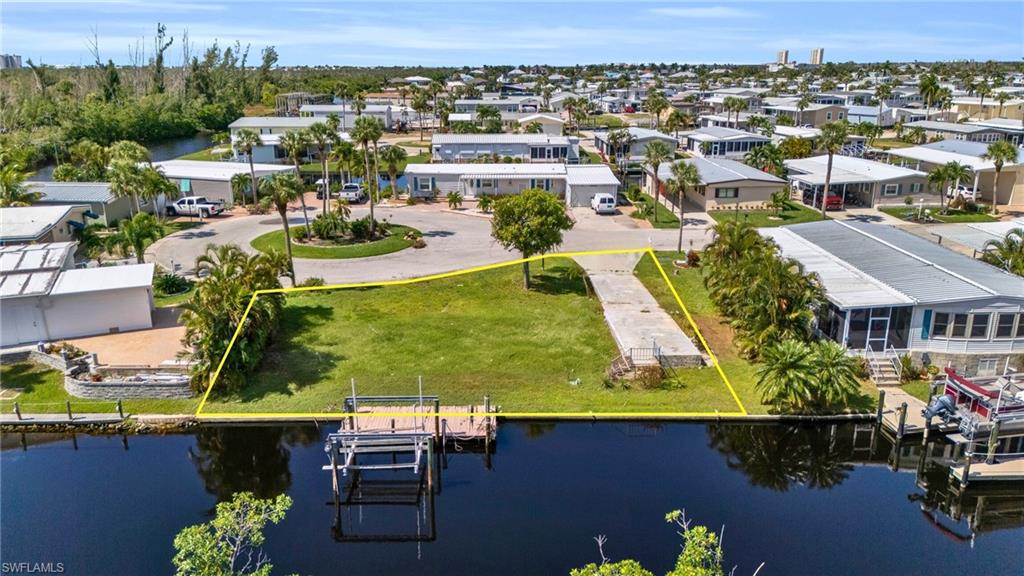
575,253,703,367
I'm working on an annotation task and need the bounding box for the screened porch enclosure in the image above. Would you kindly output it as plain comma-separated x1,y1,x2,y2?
816,303,912,352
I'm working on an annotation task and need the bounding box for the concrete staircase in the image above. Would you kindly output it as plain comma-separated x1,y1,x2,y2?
869,356,901,387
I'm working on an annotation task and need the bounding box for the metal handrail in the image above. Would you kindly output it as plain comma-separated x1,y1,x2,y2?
865,346,882,383
888,345,903,383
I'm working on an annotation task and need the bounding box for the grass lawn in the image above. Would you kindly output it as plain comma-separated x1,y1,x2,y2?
902,379,936,403
154,285,194,308
585,115,627,128
632,192,680,229
633,252,878,415
872,138,914,149
176,146,231,162
0,363,198,415
201,258,741,414
710,200,822,228
251,225,419,259
162,220,206,235
584,150,604,164
879,206,997,223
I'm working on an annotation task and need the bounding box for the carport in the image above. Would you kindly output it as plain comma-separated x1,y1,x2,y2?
565,165,621,208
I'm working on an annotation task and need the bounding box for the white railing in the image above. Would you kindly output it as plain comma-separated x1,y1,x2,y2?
865,346,882,382
888,345,903,383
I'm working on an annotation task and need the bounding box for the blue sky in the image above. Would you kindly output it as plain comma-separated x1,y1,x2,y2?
2,1,1021,67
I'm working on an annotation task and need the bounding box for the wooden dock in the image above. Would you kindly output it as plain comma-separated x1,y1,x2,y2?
951,458,1024,484
0,413,127,426
343,405,495,441
879,388,929,435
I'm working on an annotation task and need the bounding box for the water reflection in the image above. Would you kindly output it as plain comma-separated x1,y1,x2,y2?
187,425,319,501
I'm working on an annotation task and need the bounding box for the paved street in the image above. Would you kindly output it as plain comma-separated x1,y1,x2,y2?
149,202,715,284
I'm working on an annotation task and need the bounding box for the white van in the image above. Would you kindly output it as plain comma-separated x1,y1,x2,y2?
591,193,617,214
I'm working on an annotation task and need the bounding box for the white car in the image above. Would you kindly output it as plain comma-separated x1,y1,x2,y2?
947,184,978,200
591,193,617,214
338,183,367,204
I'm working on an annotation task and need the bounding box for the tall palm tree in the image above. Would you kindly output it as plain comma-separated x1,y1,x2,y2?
108,140,150,163
261,172,304,286
796,94,813,126
233,128,262,208
982,140,1019,214
351,115,384,237
873,83,892,127
995,92,1011,118
975,82,992,118
107,160,145,215
230,173,252,208
744,143,783,176
919,74,940,118
379,145,407,199
108,212,164,264
278,129,313,237
0,151,39,207
927,164,950,211
644,140,672,222
329,140,356,186
817,121,849,219
307,122,340,213
411,90,431,141
668,160,701,252
352,92,366,116
139,165,179,213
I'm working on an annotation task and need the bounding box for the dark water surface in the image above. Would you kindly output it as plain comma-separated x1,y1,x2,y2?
2,422,1021,575
28,134,213,181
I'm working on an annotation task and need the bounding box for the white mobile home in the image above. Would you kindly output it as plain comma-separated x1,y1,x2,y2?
404,163,618,207
683,127,770,159
431,134,580,163
151,160,297,209
593,128,678,162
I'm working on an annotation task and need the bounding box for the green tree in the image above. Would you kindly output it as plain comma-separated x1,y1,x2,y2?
982,227,1024,276
172,492,292,576
809,340,861,408
744,143,783,176
107,159,145,215
644,140,672,222
260,172,304,286
816,121,849,219
350,115,384,236
233,128,262,208
756,339,815,410
778,137,812,159
491,189,574,289
379,145,408,199
411,90,431,141
942,161,974,205
278,129,313,237
982,140,1019,214
667,161,701,252
108,212,164,264
0,150,40,207
308,122,340,213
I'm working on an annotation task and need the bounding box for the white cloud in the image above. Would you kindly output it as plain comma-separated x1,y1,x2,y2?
648,6,758,18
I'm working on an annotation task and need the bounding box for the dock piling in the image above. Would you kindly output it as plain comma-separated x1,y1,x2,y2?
875,390,886,425
13,402,20,421
986,420,1001,464
960,451,973,488
66,401,73,422
116,399,124,419
897,402,908,439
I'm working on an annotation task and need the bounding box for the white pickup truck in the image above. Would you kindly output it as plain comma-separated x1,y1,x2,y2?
166,196,225,218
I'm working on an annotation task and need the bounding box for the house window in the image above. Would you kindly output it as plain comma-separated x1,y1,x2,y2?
480,179,494,189
838,112,845,120
970,313,990,338
826,112,833,120
995,313,1018,338
418,178,432,192
910,183,922,193
714,187,738,199
883,183,899,196
950,314,969,338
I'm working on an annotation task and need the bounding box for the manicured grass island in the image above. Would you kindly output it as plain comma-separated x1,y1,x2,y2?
878,206,997,223
202,257,744,414
0,362,198,415
250,225,419,259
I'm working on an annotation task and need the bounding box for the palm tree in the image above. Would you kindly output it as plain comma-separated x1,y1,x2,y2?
757,339,815,411
351,115,384,237
411,90,431,141
747,114,774,138
139,165,179,213
230,173,252,208
107,160,145,215
278,129,313,237
906,126,926,145
307,122,340,213
379,145,407,199
995,92,1011,118
664,110,688,139
919,73,940,117
975,82,992,118
744,143,783,176
982,140,1019,214
0,151,40,207
816,121,849,219
644,140,672,222
108,140,150,163
261,172,304,286
982,228,1024,276
943,161,974,205
108,212,164,264
927,164,950,211
233,128,262,208
329,140,356,186
809,340,861,408
668,161,701,252
873,83,892,127
796,94,813,126
352,92,366,116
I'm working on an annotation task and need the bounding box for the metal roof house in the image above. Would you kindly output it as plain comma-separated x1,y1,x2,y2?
644,157,785,211
762,220,1024,376
0,242,155,346
682,126,770,159
784,155,928,207
885,140,1023,207
29,182,133,226
404,163,619,207
593,127,678,162
430,134,579,163
228,116,351,163
151,160,296,209
903,120,1005,143
0,205,92,246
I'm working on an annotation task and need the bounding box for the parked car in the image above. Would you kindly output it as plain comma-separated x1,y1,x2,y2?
338,183,367,204
802,189,844,211
165,196,224,217
591,193,617,214
947,184,978,200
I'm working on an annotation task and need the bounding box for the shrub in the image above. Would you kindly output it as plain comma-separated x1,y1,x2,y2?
903,196,913,206
297,277,325,287
502,156,514,163
626,185,643,203
635,365,666,390
349,217,370,240
154,272,192,295
478,195,493,213
405,195,418,205
412,237,427,249
686,250,700,268
311,212,346,240
447,191,463,209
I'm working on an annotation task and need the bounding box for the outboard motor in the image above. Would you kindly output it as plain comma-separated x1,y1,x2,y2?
922,394,957,423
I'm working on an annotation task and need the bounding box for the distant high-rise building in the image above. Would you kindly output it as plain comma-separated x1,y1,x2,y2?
0,54,23,70
810,48,825,65
776,50,789,64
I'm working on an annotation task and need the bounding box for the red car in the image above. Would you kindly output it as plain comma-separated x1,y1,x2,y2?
802,190,844,211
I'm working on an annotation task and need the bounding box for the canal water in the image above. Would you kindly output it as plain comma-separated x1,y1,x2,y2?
1,422,1020,575
28,134,214,181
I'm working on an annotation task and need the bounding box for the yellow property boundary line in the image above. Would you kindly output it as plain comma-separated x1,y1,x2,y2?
195,247,748,419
